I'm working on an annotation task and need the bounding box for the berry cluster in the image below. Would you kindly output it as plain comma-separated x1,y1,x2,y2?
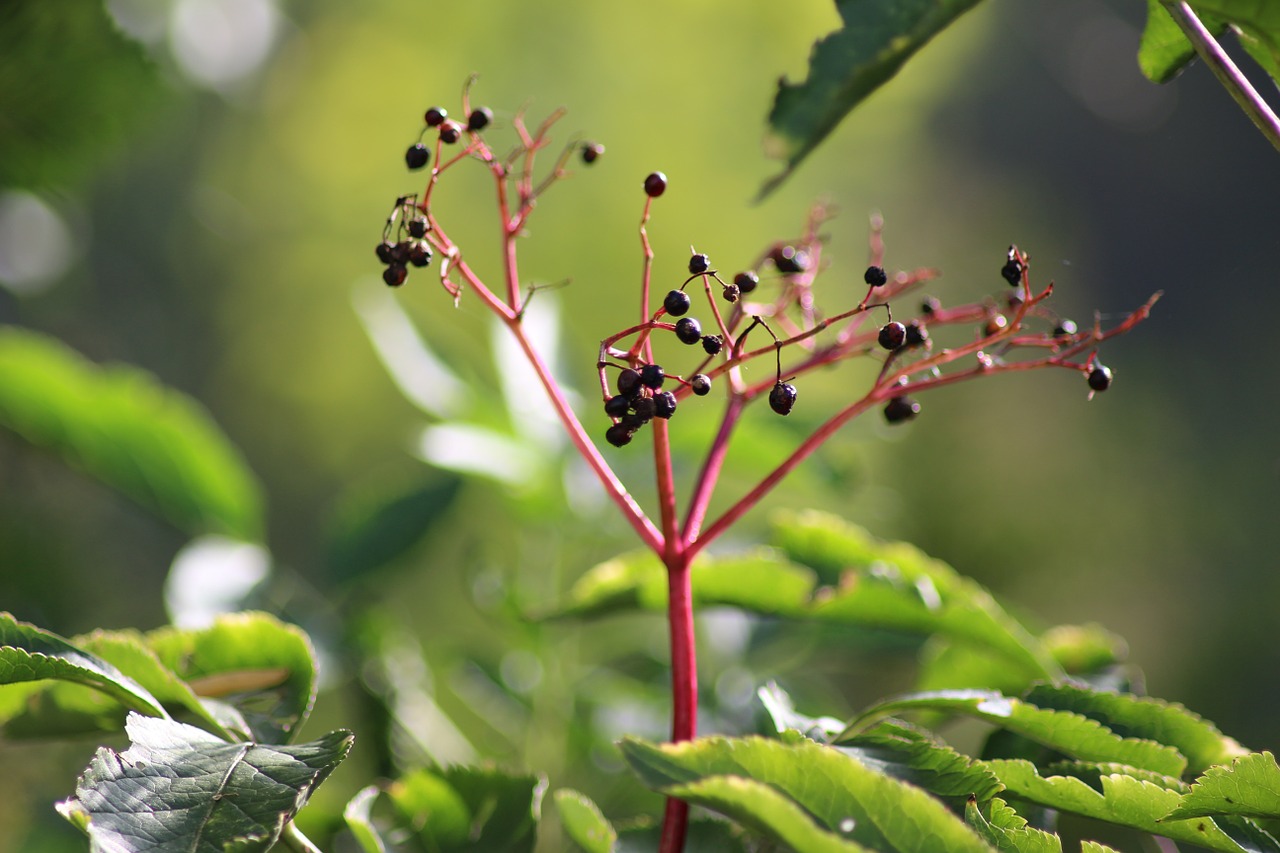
375,195,433,287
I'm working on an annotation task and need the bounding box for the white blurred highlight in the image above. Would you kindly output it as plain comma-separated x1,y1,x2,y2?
165,535,270,628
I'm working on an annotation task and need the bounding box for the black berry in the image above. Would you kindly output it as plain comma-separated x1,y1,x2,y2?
581,142,604,164
619,413,647,431
688,253,710,275
864,266,887,287
617,368,642,398
376,241,396,264
631,396,657,421
653,391,677,419
884,395,921,424
878,321,907,350
701,335,723,356
643,172,667,197
440,121,462,144
424,107,448,127
639,363,665,389
921,297,941,315
467,107,493,131
1053,319,1078,338
1001,257,1024,287
605,423,634,447
675,317,703,345
408,241,433,268
604,395,630,418
769,381,798,415
405,143,430,170
690,374,712,396
408,216,429,239
663,289,691,316
734,271,758,294
771,245,809,274
904,322,928,347
1087,364,1113,392
391,240,413,264
383,264,407,287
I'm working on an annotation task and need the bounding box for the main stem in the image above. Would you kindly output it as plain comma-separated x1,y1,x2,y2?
659,547,696,853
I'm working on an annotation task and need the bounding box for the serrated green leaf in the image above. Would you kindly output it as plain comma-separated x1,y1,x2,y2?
842,690,1187,778
146,612,316,744
1023,682,1246,775
621,734,995,852
1164,752,1280,821
554,788,617,853
389,766,544,853
57,712,352,853
760,0,985,198
343,785,389,853
0,611,167,725
964,795,1062,853
0,327,263,539
1080,843,1123,853
837,718,1004,804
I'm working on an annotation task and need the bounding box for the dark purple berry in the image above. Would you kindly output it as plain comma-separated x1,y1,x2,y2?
643,172,667,197
391,240,413,264
878,321,907,350
864,265,888,287
639,363,665,389
604,395,630,418
771,245,809,274
690,374,712,396
675,317,702,345
985,314,1008,336
653,391,677,419
904,322,928,347
884,395,921,424
734,271,758,294
769,381,797,415
619,413,647,431
663,289,691,317
408,216,428,239
408,241,433,268
405,143,430,170
605,423,634,447
467,107,493,131
921,297,941,315
1087,364,1113,391
376,241,397,264
424,106,448,127
617,368,642,398
1053,319,1078,338
440,121,462,144
383,264,408,287
688,253,710,275
581,142,604,164
701,335,723,356
631,396,656,421
1001,257,1024,287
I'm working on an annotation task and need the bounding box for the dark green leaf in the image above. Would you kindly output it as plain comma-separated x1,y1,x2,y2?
554,788,617,853
761,0,985,198
58,713,351,852
0,327,263,539
1164,751,1280,821
964,796,1062,853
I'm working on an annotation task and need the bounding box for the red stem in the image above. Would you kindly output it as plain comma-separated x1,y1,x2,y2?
659,548,696,853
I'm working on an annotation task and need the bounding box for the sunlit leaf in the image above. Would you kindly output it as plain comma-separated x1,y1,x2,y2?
1164,751,1280,821
964,795,1062,853
758,681,846,742
554,788,617,853
837,718,1004,804
388,766,545,853
343,786,389,853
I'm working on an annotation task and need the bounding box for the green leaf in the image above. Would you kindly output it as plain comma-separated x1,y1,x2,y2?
554,788,617,853
761,0,985,198
387,770,473,847
964,796,1062,853
1080,843,1123,853
146,612,317,743
758,681,846,742
621,733,995,852
343,786,389,853
1164,752,1280,821
57,713,352,852
389,766,545,853
837,718,1004,804
1190,1,1280,83
0,611,167,723
841,690,1187,778
0,327,263,539
1138,0,1221,82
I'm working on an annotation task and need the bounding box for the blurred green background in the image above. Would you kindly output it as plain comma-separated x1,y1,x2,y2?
2,0,1278,849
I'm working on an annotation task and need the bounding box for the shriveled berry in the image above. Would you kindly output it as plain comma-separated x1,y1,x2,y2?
631,396,656,421
408,216,429,239
604,395,630,418
653,391,677,419
1053,319,1078,338
617,368,642,398
769,381,797,415
581,142,604,164
734,271,758,294
663,289,691,316
884,395,921,424
643,172,667,197
921,296,941,315
439,121,462,144
639,363,665,389
605,423,634,447
675,317,702,345
1087,364,1113,391
405,143,430,170
688,253,710,275
383,264,408,287
408,241,433,268
1001,257,1024,286
878,321,907,350
904,322,928,346
721,283,740,303
391,240,413,264
864,265,888,287
690,374,712,396
985,314,1008,336
424,106,448,127
467,107,493,131
701,335,723,356
376,241,397,264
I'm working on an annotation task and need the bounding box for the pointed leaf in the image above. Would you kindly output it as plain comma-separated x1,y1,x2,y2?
964,795,1062,853
842,690,1187,778
761,0,984,198
837,718,1004,803
58,713,352,852
1164,752,1280,821
554,788,617,853
343,785,389,853
0,326,262,539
